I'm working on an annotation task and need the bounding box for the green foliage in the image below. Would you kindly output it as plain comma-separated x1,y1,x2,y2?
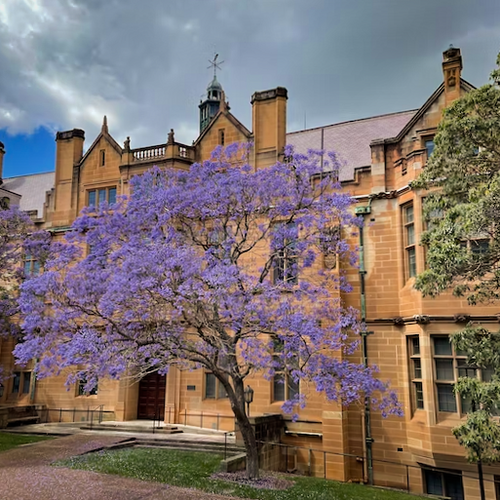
57,447,422,500
414,52,500,304
452,410,500,463
413,51,500,469
450,326,500,464
0,432,52,452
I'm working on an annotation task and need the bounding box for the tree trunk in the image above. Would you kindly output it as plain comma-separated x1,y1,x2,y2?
230,379,259,479
236,411,259,479
477,458,486,500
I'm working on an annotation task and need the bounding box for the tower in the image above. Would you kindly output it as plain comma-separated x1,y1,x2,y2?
199,76,223,133
199,53,225,133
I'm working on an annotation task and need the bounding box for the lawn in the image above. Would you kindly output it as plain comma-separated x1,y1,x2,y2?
0,431,53,452
57,447,424,500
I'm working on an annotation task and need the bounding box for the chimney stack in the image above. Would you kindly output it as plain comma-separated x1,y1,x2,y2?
442,46,463,107
251,87,288,170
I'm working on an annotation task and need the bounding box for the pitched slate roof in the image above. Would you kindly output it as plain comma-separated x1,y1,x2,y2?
287,110,417,182
2,171,54,218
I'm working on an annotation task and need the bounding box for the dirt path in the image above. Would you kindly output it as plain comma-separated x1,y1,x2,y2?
0,434,241,500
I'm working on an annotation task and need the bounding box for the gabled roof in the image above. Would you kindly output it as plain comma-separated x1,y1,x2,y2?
287,110,417,182
387,78,476,144
2,171,55,218
78,126,122,166
193,109,252,147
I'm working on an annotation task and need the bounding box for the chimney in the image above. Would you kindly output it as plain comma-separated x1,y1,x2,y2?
54,129,84,217
0,141,4,185
442,46,462,107
251,87,288,170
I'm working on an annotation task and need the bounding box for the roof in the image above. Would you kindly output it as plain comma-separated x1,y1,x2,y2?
2,171,54,218
287,110,417,181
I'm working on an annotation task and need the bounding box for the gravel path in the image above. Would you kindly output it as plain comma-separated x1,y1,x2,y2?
0,434,243,500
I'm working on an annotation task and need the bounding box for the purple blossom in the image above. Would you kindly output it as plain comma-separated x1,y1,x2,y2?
15,144,401,456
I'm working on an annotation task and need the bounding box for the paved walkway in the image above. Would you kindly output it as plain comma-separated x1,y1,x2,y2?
0,434,241,500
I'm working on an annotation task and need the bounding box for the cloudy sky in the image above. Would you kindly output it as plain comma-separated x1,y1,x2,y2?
1,0,499,177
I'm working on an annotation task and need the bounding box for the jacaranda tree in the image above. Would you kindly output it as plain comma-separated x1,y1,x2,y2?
0,205,34,342
15,144,400,478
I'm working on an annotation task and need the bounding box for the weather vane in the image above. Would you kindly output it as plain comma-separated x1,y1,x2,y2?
207,53,224,78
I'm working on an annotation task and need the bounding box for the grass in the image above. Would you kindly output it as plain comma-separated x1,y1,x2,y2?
0,431,53,452
57,447,424,500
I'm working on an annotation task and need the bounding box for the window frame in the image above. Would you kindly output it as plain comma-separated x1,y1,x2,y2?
272,222,299,285
408,336,424,412
402,203,416,280
432,335,492,416
77,377,98,397
11,371,31,395
271,341,300,403
204,372,229,400
423,467,464,500
23,253,40,277
87,186,117,208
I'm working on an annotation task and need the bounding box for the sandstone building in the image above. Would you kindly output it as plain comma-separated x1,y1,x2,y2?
0,47,498,500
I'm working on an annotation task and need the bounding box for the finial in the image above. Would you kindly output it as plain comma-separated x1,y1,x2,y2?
207,52,224,79
102,115,108,134
167,128,175,145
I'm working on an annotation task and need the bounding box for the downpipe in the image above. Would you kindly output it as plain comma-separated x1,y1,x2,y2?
355,199,374,485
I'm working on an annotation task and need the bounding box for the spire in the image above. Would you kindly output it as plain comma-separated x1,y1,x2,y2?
102,115,108,134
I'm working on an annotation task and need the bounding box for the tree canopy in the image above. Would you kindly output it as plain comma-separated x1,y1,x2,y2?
414,52,500,500
0,206,34,340
413,53,500,304
15,144,400,478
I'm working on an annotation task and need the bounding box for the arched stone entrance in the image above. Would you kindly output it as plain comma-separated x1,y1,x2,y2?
137,372,166,420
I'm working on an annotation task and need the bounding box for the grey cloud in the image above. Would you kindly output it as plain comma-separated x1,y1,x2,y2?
0,0,499,150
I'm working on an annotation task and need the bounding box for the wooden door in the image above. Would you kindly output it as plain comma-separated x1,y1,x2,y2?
137,372,166,420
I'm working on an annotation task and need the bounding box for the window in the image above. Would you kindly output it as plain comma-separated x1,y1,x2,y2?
218,129,225,146
11,371,31,395
423,468,464,500
432,336,493,415
204,373,228,399
77,377,98,396
272,341,299,402
24,254,40,277
408,336,424,411
470,238,489,255
11,372,20,394
100,149,106,166
88,187,117,208
403,203,416,279
272,223,298,285
273,371,299,402
425,139,435,161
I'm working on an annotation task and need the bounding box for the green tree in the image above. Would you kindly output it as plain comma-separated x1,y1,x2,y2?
413,53,500,303
413,52,500,500
450,327,500,500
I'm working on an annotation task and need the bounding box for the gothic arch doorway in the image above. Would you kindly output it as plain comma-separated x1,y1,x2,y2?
137,372,166,420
